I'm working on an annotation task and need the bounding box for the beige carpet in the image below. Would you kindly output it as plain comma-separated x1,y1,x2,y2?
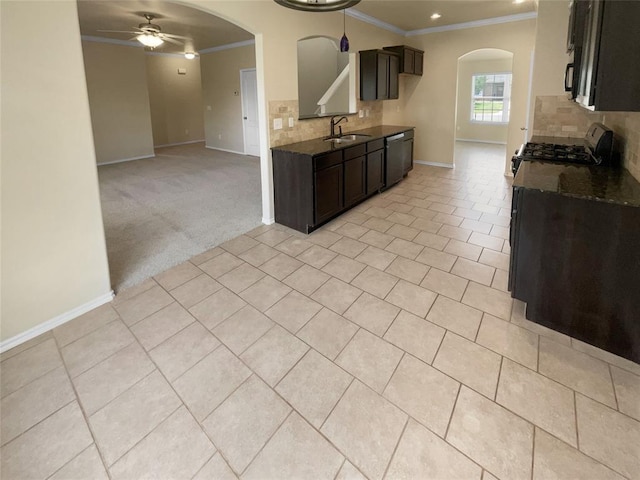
98,143,262,291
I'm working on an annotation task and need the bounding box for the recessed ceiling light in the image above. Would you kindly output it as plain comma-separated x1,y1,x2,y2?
431,13,442,20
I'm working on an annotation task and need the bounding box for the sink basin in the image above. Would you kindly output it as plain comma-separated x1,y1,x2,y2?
324,134,371,143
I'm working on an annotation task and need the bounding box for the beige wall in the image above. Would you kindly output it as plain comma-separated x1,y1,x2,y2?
82,41,155,164
201,45,256,153
456,57,512,144
146,54,205,147
402,19,536,169
1,1,111,342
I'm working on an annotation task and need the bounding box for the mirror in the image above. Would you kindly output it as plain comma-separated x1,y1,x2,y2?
297,36,357,119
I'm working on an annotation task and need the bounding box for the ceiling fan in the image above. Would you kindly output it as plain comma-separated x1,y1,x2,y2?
98,13,189,49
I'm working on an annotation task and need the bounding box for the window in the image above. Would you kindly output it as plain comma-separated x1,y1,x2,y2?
471,73,512,123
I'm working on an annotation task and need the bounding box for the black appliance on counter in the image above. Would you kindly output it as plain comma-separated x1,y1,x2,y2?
511,122,614,175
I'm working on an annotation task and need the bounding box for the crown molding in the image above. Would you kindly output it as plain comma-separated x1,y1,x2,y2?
346,9,537,37
145,51,190,58
406,11,538,36
199,39,255,54
81,35,139,47
345,8,406,36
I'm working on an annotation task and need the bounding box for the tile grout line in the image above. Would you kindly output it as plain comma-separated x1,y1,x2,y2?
381,416,410,480
188,452,217,480
381,352,406,396
607,363,620,411
573,391,580,451
50,333,114,479
493,356,505,402
530,426,537,480
443,383,462,441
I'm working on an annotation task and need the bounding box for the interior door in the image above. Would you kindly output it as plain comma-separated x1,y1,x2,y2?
241,69,260,157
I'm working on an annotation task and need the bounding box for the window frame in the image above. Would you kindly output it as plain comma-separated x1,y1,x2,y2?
470,72,512,125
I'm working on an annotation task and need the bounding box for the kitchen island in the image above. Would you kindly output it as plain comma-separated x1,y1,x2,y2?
509,161,640,363
271,125,414,234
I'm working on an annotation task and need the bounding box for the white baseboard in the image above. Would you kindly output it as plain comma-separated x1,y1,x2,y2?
154,139,205,148
97,154,155,166
0,291,114,353
262,217,275,225
415,160,455,169
205,145,247,156
455,138,507,145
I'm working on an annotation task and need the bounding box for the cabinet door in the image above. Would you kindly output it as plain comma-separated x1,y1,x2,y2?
402,138,413,175
315,165,343,224
366,149,384,194
403,48,415,74
344,156,366,207
389,54,400,99
414,51,424,75
377,54,390,99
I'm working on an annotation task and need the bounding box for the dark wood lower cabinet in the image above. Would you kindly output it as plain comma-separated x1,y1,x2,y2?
509,187,640,363
344,156,366,207
314,164,343,224
272,129,414,234
366,149,384,194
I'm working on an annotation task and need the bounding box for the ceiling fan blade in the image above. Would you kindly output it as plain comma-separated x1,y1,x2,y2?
160,33,191,40
160,36,183,45
97,29,141,34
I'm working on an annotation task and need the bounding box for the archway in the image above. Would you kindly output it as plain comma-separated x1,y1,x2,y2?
453,48,514,173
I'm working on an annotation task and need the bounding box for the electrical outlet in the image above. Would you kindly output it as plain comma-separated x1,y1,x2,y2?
288,117,294,128
207,105,212,111
274,118,283,130
218,134,222,140
359,110,364,118
185,129,189,135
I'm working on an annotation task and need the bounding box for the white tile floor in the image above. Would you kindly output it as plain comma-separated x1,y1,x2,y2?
2,148,640,479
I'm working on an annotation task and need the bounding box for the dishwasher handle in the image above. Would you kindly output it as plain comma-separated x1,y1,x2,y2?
386,133,405,142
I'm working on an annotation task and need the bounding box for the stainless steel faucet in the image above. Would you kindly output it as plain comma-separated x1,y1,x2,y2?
330,115,348,138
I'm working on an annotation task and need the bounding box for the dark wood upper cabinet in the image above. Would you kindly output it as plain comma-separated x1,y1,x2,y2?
572,0,640,111
383,45,424,76
360,49,400,101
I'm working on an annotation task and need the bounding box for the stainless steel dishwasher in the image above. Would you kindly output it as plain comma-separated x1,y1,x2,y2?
385,132,405,189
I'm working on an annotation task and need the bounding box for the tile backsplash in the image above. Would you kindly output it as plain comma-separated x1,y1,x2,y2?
269,99,383,147
532,95,640,181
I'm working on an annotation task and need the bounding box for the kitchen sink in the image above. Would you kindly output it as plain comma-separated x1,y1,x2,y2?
324,134,371,143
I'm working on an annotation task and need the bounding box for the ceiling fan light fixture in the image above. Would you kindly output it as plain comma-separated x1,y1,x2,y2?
185,52,196,60
273,0,360,12
137,33,163,48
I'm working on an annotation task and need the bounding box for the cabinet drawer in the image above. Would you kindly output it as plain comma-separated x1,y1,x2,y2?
314,151,342,171
343,144,366,161
367,139,384,152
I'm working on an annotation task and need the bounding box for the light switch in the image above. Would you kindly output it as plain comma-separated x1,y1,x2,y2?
177,68,187,75
359,110,364,118
288,117,294,128
207,105,212,111
273,118,283,130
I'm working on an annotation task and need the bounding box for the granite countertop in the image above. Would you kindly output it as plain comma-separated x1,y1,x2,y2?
271,125,414,156
514,161,640,207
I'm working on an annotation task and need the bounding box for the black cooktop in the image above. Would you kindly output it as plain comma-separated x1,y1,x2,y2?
520,142,594,165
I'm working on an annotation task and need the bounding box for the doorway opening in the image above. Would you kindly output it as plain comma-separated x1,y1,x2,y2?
453,49,514,173
77,1,266,290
